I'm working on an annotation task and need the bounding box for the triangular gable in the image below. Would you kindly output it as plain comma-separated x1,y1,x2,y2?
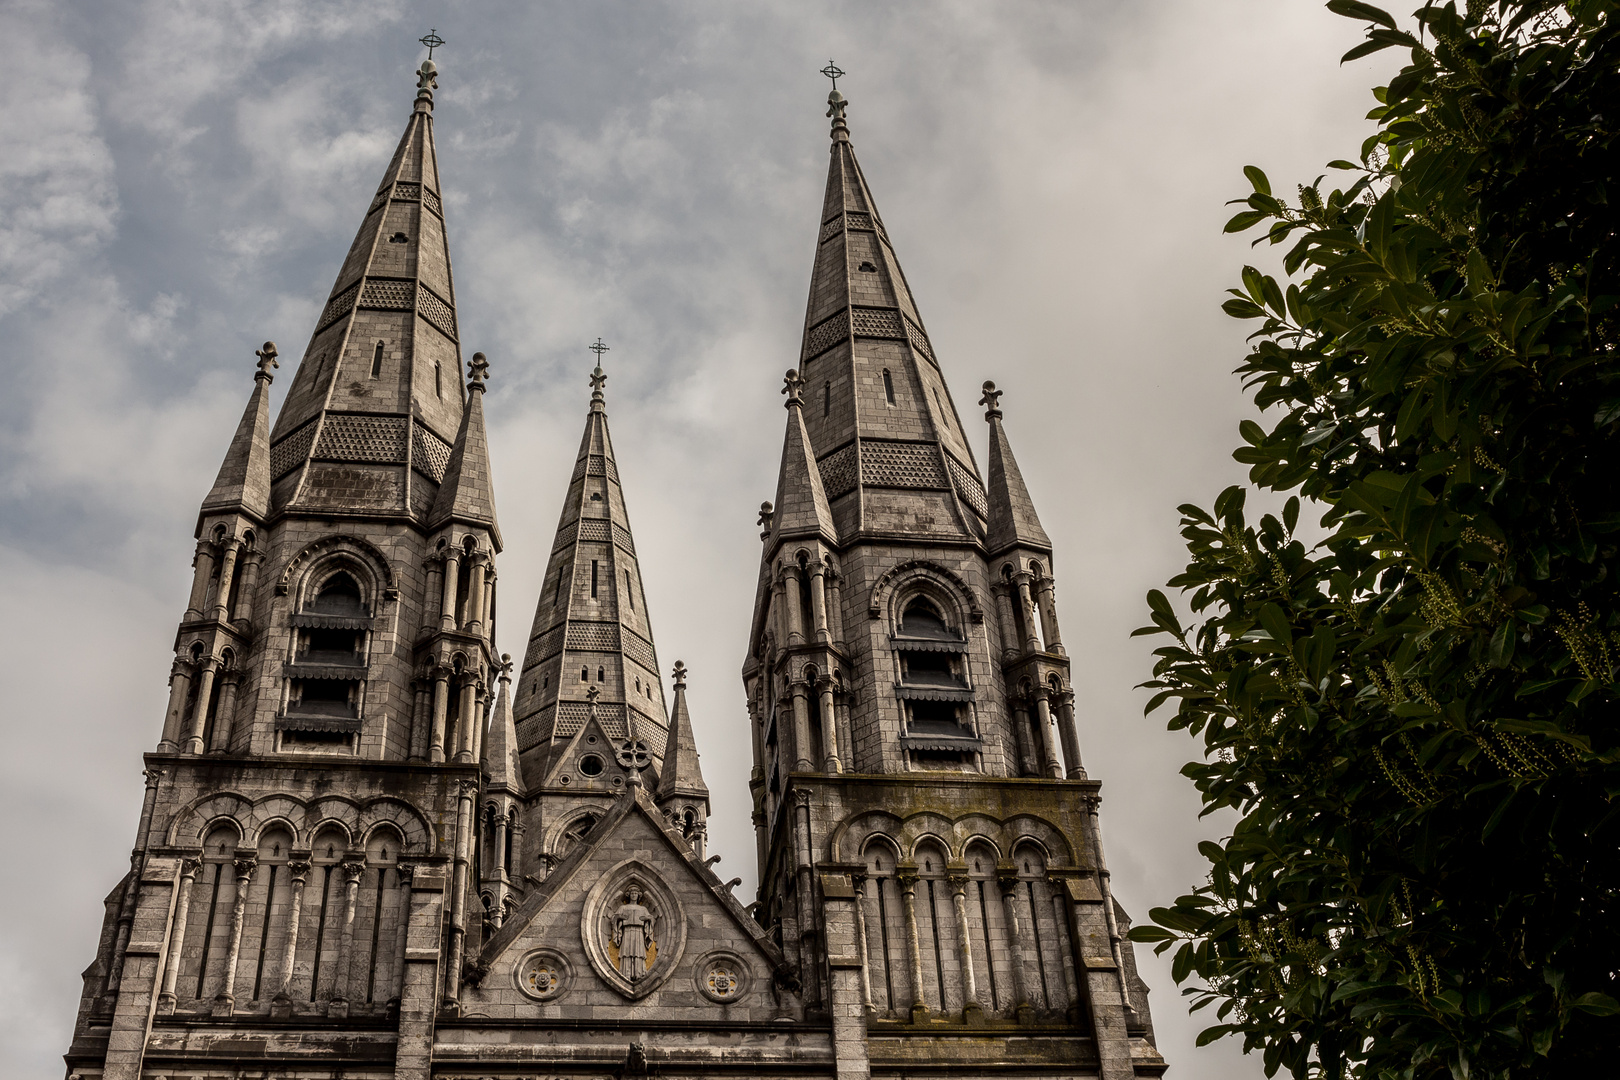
478,791,782,985
535,712,662,791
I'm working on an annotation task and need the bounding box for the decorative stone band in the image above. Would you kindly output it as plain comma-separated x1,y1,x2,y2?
801,305,936,366
314,277,458,341
893,684,977,703
571,453,621,483
818,210,884,244
521,622,657,674
369,181,444,218
551,518,638,556
520,701,670,755
899,732,984,753
283,662,367,681
411,423,453,483
274,714,362,733
523,625,566,670
289,613,375,631
317,283,360,332
946,455,988,518
860,440,949,490
818,442,859,500
890,636,969,654
270,419,318,479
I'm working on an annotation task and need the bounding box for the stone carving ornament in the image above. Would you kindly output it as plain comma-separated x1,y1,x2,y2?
580,859,686,1000
694,950,750,1003
515,949,570,1002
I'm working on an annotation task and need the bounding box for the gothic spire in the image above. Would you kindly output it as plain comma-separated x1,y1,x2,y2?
979,381,1052,556
482,655,524,795
766,368,838,552
511,354,669,785
429,352,501,547
791,84,989,543
199,343,277,527
656,661,708,804
263,57,467,520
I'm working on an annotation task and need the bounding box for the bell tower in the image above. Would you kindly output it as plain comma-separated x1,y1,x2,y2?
740,75,1167,1078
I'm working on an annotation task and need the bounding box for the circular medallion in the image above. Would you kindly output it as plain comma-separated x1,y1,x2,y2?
515,949,571,1001
694,951,749,1002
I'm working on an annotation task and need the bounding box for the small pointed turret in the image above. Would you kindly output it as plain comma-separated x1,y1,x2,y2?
429,352,501,547
657,661,708,804
979,381,1052,556
200,343,277,525
482,654,523,795
512,350,669,784
767,369,838,550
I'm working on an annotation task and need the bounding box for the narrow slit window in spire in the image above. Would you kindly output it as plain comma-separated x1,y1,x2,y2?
590,560,598,599
824,382,831,416
435,361,443,398
883,369,895,406
371,341,384,380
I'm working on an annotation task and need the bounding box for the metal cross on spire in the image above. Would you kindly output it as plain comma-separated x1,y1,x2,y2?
419,29,445,59
588,338,609,394
820,60,845,91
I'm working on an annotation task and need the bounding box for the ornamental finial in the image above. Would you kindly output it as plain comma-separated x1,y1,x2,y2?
467,352,489,392
254,341,279,383
822,60,849,139
672,660,688,689
588,338,609,409
979,380,1004,421
415,31,441,111
782,368,806,407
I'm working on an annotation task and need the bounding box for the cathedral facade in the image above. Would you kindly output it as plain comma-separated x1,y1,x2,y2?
64,58,1166,1080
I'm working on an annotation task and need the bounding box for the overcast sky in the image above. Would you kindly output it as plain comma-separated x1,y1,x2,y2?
0,1,1402,1075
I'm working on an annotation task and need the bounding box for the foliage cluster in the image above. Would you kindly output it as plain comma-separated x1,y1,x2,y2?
1130,3,1619,1077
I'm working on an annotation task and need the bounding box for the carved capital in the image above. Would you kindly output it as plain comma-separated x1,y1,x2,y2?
946,873,970,895
396,862,417,886
996,873,1021,897
895,872,919,894
287,860,311,883
341,861,365,884
179,856,203,880
232,858,258,881
142,768,165,790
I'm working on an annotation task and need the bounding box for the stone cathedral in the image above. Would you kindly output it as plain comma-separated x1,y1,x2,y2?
64,57,1166,1080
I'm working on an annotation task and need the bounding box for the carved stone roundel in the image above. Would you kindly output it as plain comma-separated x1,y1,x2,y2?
515,949,570,1002
695,950,750,1003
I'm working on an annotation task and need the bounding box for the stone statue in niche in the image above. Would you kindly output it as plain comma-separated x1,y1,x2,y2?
610,885,656,980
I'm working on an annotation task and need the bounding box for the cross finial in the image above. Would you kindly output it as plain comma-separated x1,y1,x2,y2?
979,380,1004,421
588,339,609,406
820,60,845,91
672,660,688,689
254,341,279,383
467,351,490,392
419,29,445,59
782,368,806,407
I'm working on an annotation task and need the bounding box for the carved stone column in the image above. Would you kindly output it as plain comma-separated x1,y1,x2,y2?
464,552,488,636
1055,688,1086,779
815,674,842,773
215,857,257,1014
230,550,262,626
422,557,443,635
949,873,983,1020
897,871,928,1022
185,539,215,621
455,673,478,764
998,873,1034,1024
157,857,202,1014
853,872,875,1014
429,665,451,764
788,676,814,772
210,537,242,622
1035,576,1065,655
443,779,477,1012
329,861,364,1013
439,550,461,632
992,582,1020,662
1032,691,1063,778
207,671,241,754
1013,571,1042,653
183,656,219,755
158,658,192,752
1051,879,1083,1022
408,681,430,762
1009,697,1035,778
1083,795,1132,1015
808,560,830,642
391,863,416,1003
491,805,509,882
783,563,806,647
826,566,845,644
273,860,310,1007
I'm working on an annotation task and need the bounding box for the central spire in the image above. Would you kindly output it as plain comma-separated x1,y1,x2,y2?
790,77,989,545
512,347,670,786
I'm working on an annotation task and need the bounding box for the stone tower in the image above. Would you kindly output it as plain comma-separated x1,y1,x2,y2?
63,56,1167,1080
738,86,1166,1077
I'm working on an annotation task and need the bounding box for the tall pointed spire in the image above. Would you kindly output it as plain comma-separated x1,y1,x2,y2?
200,342,277,525
767,368,838,549
512,350,669,785
429,352,501,546
482,654,523,794
792,79,989,543
979,381,1052,555
657,661,708,804
264,56,466,521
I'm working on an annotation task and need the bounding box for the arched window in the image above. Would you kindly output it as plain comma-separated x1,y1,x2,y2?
914,839,958,1014
882,368,895,406
1014,845,1068,1016
899,598,952,640
186,822,241,1001
243,826,293,1001
582,667,589,682
555,814,598,860
309,572,365,616
861,840,906,1016
597,666,605,683
359,828,403,1004
964,841,1006,1015
304,828,347,1002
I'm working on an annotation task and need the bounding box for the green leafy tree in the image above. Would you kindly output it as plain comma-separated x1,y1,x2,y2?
1130,3,1619,1077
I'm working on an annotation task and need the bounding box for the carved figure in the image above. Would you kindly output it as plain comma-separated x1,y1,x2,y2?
610,885,655,980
